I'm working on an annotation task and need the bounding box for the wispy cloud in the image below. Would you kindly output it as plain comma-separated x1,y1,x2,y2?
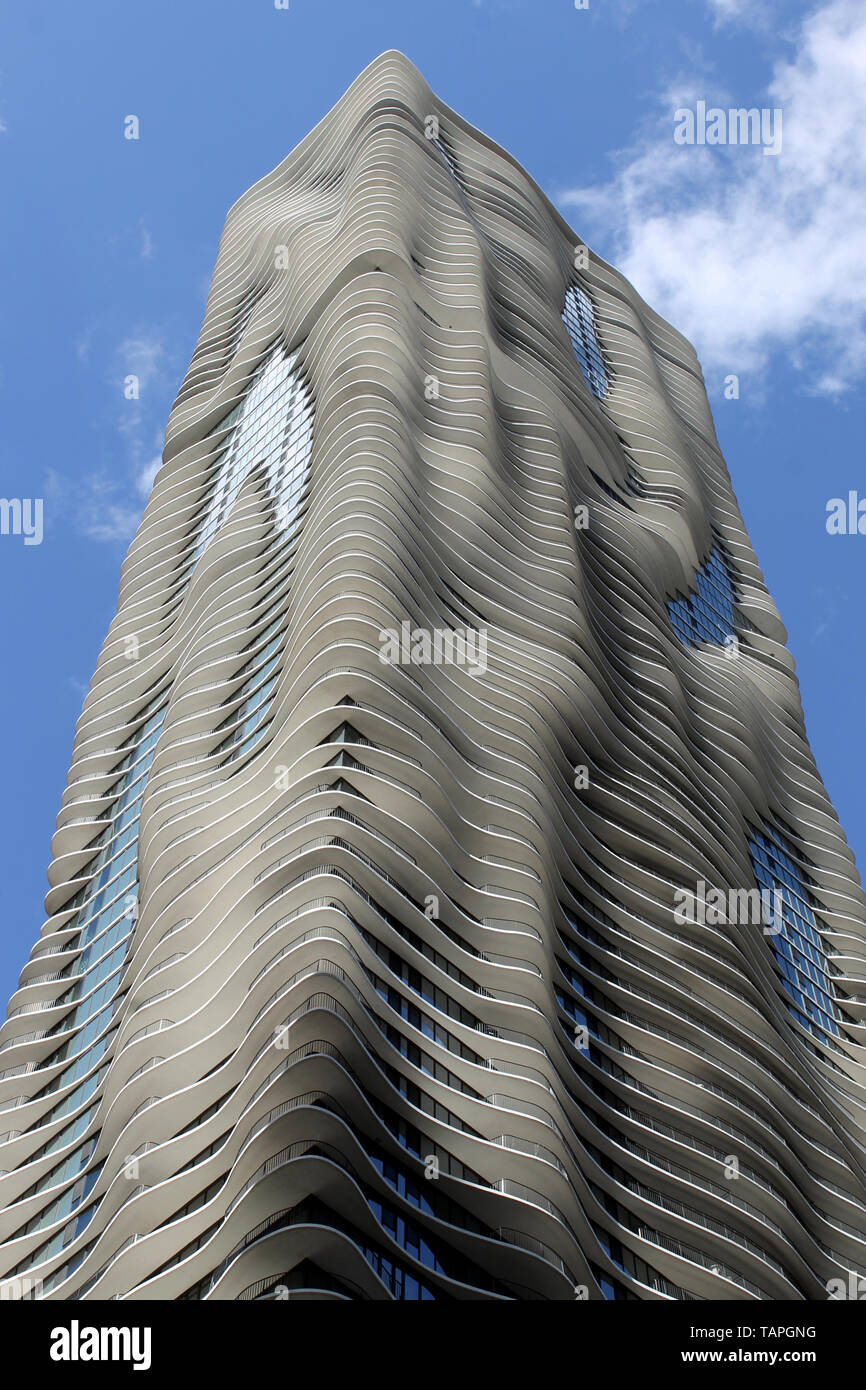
809,583,847,644
136,453,162,498
81,498,146,543
139,219,154,259
115,333,169,494
702,0,780,30
45,468,143,544
559,0,866,395
119,332,165,392
59,328,171,543
705,0,756,23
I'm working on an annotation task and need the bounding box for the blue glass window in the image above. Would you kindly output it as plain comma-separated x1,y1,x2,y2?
562,283,609,398
668,547,737,648
10,700,170,1263
193,345,315,766
749,823,841,1041
191,344,313,565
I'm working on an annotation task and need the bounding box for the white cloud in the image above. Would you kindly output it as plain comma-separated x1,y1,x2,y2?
45,468,142,544
116,338,168,512
136,454,162,498
81,500,142,543
559,0,866,394
119,333,165,391
705,0,752,21
139,219,154,259
702,0,777,29
75,322,97,364
54,326,172,543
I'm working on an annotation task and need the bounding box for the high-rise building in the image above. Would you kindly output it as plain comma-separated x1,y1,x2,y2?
2,51,866,1303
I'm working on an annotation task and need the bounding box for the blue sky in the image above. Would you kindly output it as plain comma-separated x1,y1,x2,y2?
1,0,863,1004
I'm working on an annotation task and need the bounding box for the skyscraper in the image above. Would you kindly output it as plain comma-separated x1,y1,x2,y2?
2,50,866,1302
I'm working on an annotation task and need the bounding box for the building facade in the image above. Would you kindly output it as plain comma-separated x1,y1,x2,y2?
2,52,866,1301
